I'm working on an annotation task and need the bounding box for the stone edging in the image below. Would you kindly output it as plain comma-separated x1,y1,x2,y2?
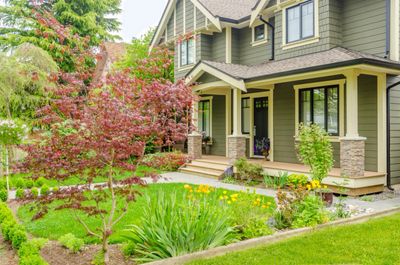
145,207,400,265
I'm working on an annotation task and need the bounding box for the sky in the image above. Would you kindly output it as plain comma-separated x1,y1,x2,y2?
0,0,168,43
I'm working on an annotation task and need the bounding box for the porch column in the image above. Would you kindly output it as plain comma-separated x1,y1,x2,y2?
188,100,202,160
228,88,246,161
340,70,366,177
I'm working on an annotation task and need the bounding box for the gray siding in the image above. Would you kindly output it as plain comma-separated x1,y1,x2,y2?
176,0,183,35
211,31,226,62
388,76,400,184
167,14,174,40
342,0,387,57
358,75,378,171
196,8,206,28
211,95,226,156
186,0,194,32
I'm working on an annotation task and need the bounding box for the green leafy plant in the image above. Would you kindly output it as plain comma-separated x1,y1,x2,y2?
18,239,48,265
16,188,25,199
123,191,235,262
34,177,46,188
0,188,7,202
58,233,84,253
40,185,50,196
296,124,334,182
13,178,26,189
292,195,329,228
11,226,28,249
30,187,39,198
288,174,309,188
264,172,289,189
222,175,238,184
234,158,264,182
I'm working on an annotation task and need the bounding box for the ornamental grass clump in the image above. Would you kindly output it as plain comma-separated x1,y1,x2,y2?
123,190,235,262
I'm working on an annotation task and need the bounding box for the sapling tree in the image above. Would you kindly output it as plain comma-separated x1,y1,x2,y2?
20,70,194,263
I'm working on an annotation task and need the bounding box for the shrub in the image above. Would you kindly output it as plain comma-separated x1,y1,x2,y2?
13,178,26,189
31,187,39,198
18,239,49,265
34,177,46,187
58,233,84,253
0,188,7,202
52,186,59,193
19,254,48,265
142,152,188,171
123,191,235,262
10,226,28,249
234,158,264,181
296,124,334,182
0,179,6,189
264,172,289,189
0,202,13,223
25,179,35,189
1,219,17,241
40,185,50,196
16,188,25,199
292,195,329,228
288,174,309,188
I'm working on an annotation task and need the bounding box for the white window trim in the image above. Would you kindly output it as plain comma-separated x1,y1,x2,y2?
281,0,320,50
198,96,213,138
294,79,345,142
177,36,197,70
251,22,268,46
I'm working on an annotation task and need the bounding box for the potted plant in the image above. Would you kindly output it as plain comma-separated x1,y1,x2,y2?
255,138,271,161
296,124,334,206
201,132,213,155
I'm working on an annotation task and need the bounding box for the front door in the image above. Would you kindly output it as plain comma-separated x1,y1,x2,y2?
253,97,269,156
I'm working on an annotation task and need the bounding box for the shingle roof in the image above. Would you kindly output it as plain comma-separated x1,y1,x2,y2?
198,0,259,21
197,47,400,80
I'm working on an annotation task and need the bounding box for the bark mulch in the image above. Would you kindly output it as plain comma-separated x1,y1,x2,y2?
0,234,18,265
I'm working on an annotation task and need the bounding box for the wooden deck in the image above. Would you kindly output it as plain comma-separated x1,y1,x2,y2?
180,155,386,196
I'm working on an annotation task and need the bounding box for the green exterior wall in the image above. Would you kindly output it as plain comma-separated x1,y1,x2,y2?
358,75,378,172
388,76,400,184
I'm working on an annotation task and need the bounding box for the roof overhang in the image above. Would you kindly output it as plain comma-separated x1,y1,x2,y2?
186,61,247,92
191,0,222,31
250,0,271,26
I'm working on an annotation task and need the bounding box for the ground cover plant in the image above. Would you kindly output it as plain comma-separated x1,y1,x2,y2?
188,212,400,265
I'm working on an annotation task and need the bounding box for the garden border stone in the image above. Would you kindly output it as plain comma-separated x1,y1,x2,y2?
145,206,400,265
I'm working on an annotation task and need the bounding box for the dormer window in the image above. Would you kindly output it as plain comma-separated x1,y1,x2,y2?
180,37,195,67
286,0,314,43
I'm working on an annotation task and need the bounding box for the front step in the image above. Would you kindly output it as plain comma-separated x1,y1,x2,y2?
179,159,230,179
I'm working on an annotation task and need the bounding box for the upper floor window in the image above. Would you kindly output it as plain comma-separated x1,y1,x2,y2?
286,0,314,43
180,37,195,66
299,86,339,136
254,24,266,42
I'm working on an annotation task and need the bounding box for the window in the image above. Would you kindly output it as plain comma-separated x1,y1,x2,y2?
242,98,250,134
254,24,266,42
198,100,211,136
286,0,314,43
180,38,195,66
299,86,339,135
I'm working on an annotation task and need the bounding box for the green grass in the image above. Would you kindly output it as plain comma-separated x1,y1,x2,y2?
17,183,275,244
189,213,400,265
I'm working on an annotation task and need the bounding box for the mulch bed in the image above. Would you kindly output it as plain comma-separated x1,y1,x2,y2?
41,241,135,265
0,234,18,265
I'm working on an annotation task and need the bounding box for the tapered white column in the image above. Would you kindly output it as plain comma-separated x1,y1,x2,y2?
344,70,360,138
229,88,246,161
232,88,242,136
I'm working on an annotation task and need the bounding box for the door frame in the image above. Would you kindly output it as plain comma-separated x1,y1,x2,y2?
245,91,274,160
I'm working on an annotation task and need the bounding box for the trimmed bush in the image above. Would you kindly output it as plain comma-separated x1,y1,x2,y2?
58,233,84,253
234,158,264,181
1,219,17,241
40,185,50,196
0,188,7,202
10,226,27,249
14,178,26,189
19,254,48,265
25,179,35,189
16,189,25,199
34,177,46,188
0,179,6,189
31,187,39,198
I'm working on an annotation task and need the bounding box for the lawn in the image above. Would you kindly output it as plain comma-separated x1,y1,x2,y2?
189,212,400,265
17,183,275,244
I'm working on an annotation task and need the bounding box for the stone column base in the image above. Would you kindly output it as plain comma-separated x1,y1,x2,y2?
188,134,202,160
340,137,366,177
228,135,247,162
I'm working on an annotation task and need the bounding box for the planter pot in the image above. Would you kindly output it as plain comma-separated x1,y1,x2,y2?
320,192,334,207
203,144,211,155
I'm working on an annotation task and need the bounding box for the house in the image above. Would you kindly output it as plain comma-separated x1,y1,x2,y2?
150,0,400,195
93,42,127,83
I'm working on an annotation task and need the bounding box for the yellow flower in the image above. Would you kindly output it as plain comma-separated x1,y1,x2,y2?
184,184,191,190
306,184,312,190
256,198,261,202
223,191,227,195
267,202,272,205
262,204,268,209
324,185,328,189
227,200,232,204
219,195,224,200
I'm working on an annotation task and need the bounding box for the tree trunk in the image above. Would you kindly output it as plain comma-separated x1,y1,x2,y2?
5,147,9,200
102,233,110,264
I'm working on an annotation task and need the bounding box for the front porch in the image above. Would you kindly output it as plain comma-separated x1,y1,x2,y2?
180,156,386,196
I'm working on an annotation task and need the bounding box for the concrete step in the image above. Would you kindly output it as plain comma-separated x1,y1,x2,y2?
195,159,229,166
179,167,222,179
183,165,225,175
190,161,228,171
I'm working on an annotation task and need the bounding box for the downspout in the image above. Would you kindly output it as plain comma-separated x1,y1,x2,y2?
386,81,400,191
259,15,275,61
385,0,391,58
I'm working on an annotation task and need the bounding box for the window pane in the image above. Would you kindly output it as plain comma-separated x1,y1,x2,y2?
327,87,339,135
300,90,312,124
301,1,314,38
287,6,300,42
313,89,326,129
199,101,210,136
180,40,187,66
254,25,265,41
242,98,250,134
187,38,195,65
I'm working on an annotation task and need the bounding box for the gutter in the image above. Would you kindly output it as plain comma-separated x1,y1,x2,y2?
259,15,275,61
386,80,400,191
